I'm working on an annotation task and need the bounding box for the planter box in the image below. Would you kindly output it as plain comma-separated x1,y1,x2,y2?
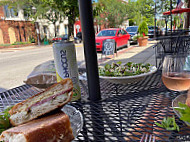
137,36,148,46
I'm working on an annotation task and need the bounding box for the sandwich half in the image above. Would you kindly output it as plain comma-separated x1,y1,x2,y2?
9,78,73,126
0,112,74,142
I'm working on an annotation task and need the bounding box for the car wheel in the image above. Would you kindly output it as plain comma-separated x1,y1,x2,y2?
127,41,130,47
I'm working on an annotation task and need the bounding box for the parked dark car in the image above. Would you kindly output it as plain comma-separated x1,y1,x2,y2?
148,26,161,38
74,32,82,44
126,26,138,44
52,34,68,42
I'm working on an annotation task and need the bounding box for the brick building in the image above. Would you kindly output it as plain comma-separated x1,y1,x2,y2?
0,6,37,44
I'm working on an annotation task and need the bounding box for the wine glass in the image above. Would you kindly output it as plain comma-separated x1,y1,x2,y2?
162,54,190,92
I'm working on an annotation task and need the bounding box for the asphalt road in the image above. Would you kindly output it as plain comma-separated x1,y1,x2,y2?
0,44,101,93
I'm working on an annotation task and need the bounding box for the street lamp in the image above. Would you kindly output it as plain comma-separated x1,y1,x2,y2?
165,16,168,36
32,7,40,46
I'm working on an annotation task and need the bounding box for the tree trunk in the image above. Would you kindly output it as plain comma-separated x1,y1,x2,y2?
54,22,57,37
68,17,74,39
68,7,76,40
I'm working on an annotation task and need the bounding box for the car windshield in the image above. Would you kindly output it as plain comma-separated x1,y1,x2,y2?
58,34,68,38
148,26,158,30
96,30,117,37
126,27,138,32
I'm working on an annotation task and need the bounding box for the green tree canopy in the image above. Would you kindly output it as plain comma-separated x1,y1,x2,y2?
127,0,154,26
94,0,127,28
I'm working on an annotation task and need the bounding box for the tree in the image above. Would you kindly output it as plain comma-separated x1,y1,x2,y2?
127,0,155,26
94,0,127,28
156,0,177,15
42,0,79,38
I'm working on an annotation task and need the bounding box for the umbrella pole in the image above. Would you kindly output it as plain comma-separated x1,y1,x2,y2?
170,0,172,50
78,0,101,101
170,0,172,33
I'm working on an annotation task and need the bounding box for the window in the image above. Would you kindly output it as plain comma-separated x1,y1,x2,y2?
4,5,18,18
121,30,127,35
96,30,117,37
65,25,68,34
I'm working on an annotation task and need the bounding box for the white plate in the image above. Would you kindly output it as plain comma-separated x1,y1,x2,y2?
172,94,190,126
99,66,157,84
61,105,83,138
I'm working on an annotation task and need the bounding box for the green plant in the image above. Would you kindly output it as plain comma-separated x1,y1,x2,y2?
29,36,35,43
138,21,148,36
133,34,144,40
12,42,30,45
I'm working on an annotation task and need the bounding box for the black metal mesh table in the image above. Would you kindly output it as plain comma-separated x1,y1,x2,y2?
1,70,190,141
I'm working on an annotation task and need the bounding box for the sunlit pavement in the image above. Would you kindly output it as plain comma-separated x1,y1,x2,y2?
0,40,157,92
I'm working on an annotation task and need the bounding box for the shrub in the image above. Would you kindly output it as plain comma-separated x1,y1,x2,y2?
12,42,30,45
138,21,148,36
29,36,36,43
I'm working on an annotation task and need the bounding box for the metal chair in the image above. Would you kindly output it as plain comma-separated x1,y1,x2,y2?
154,30,190,69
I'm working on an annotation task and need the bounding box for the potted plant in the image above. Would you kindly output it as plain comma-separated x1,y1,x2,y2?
137,21,149,46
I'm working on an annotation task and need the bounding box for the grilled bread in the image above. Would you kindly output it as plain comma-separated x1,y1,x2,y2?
9,78,73,126
0,112,74,142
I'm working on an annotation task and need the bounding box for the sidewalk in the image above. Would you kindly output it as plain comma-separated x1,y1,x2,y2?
99,40,157,66
0,43,83,53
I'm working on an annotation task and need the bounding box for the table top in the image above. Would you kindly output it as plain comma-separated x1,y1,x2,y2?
0,70,190,141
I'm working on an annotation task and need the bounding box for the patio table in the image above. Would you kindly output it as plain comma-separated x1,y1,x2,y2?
1,69,190,141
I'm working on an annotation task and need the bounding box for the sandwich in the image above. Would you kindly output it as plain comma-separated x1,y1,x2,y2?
0,112,74,142
9,78,73,126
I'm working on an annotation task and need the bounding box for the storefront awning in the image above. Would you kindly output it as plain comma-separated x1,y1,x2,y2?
163,8,190,15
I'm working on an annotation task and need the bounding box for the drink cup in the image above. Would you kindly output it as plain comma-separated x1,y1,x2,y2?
53,41,81,101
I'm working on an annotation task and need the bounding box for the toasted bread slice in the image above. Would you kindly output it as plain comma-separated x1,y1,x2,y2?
9,78,73,126
0,112,74,142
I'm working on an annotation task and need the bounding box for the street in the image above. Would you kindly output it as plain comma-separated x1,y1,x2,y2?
0,44,101,93
0,42,155,93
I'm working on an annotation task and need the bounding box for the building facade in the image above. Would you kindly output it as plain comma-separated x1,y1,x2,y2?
0,5,69,44
0,6,37,44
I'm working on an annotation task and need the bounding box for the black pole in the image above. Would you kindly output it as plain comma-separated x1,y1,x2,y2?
170,0,172,34
154,0,157,38
170,0,172,50
166,18,168,36
78,0,101,101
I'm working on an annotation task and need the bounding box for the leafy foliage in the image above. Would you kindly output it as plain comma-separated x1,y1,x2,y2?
42,0,79,38
127,0,154,26
155,116,180,131
156,0,177,15
138,21,148,36
94,0,127,28
0,106,13,134
174,102,190,124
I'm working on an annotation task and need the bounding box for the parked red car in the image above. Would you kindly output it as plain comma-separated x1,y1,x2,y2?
95,28,130,51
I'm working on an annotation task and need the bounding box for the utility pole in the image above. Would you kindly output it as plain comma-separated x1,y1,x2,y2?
154,0,157,38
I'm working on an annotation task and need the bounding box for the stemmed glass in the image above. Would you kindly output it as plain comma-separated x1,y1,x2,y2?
162,54,190,92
